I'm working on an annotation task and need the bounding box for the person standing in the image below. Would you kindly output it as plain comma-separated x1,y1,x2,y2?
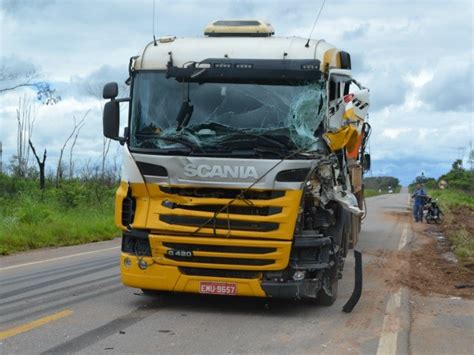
412,183,426,222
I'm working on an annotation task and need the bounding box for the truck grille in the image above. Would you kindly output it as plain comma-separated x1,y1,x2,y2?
162,242,276,254
159,215,279,232
160,186,285,200
163,202,282,216
149,235,291,271
179,267,260,279
163,241,276,265
166,255,273,266
149,185,302,240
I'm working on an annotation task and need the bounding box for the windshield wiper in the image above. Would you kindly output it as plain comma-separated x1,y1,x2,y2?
222,134,289,151
186,122,289,150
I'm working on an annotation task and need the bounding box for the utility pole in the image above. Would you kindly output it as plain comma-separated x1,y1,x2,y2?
0,141,2,174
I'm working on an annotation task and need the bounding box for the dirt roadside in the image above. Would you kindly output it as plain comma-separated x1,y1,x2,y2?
366,209,474,299
404,208,474,355
402,220,474,299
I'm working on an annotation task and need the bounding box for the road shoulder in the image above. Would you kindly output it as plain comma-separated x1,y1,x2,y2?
405,218,474,354
0,238,121,269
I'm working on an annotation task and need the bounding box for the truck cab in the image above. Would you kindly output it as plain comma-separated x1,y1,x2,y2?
103,20,370,305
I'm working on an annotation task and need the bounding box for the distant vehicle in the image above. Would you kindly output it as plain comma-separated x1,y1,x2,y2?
102,19,370,305
388,185,393,193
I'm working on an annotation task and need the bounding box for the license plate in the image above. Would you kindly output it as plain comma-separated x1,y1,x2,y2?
199,281,237,295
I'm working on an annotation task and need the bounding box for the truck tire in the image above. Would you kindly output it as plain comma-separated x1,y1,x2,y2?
317,257,339,306
317,221,349,306
316,208,351,306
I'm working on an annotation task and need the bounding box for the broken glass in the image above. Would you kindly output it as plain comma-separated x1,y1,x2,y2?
130,72,327,154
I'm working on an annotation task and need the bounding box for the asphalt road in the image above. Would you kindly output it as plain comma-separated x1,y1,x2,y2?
1,190,472,354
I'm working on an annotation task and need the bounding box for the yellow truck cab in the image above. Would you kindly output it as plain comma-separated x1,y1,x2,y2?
102,20,370,305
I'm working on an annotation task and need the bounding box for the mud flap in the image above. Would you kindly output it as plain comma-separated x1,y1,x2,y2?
342,249,362,313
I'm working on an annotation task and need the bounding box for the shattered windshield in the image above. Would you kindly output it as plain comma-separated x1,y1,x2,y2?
130,71,326,156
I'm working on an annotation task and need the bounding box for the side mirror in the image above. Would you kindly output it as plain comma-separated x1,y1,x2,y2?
103,82,118,99
362,153,371,171
103,101,120,140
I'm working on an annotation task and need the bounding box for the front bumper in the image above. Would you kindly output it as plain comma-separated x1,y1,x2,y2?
121,253,326,299
121,254,266,297
261,279,321,299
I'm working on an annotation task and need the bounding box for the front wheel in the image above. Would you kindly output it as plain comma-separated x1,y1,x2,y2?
317,262,339,306
317,243,343,306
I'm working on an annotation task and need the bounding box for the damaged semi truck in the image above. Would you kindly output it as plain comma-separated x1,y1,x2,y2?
102,20,371,305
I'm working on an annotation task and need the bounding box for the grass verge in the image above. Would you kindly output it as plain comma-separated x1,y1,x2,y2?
0,175,120,255
430,189,474,265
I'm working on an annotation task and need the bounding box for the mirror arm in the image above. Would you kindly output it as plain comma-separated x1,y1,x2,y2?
115,97,131,103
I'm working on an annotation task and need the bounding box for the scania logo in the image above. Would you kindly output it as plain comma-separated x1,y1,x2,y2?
184,164,258,179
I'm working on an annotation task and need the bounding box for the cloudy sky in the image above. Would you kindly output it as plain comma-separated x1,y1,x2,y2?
0,0,473,184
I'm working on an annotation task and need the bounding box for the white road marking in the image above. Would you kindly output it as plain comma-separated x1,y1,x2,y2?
398,225,408,250
377,223,408,354
0,246,120,271
376,289,402,355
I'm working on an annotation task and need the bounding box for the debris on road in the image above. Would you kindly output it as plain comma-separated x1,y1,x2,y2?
454,284,474,289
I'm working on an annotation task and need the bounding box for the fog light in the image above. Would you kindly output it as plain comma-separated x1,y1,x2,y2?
293,271,306,281
124,257,132,268
138,259,148,270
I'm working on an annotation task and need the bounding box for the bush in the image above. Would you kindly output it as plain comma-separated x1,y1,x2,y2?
364,176,400,191
439,159,474,194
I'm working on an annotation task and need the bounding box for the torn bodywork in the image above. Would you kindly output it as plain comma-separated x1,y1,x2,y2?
261,153,363,302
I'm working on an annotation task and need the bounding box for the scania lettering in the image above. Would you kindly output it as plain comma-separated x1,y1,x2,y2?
103,19,371,306
184,164,259,179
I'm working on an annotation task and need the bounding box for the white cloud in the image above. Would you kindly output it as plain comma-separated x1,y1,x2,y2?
381,128,411,140
0,0,472,184
419,56,473,112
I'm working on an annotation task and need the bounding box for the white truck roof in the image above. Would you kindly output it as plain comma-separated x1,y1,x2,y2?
134,36,348,74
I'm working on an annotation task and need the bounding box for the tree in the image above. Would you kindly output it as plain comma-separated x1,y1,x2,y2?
56,111,89,187
0,63,39,93
15,96,35,177
0,61,60,104
364,176,401,191
68,111,89,178
452,159,463,171
28,140,47,189
439,159,474,193
1,60,60,177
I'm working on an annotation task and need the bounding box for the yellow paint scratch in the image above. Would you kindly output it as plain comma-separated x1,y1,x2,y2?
0,309,74,340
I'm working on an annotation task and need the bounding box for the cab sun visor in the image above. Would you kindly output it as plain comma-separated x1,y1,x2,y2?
166,59,322,85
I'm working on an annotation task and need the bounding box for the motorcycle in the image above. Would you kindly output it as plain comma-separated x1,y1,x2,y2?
423,197,443,224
